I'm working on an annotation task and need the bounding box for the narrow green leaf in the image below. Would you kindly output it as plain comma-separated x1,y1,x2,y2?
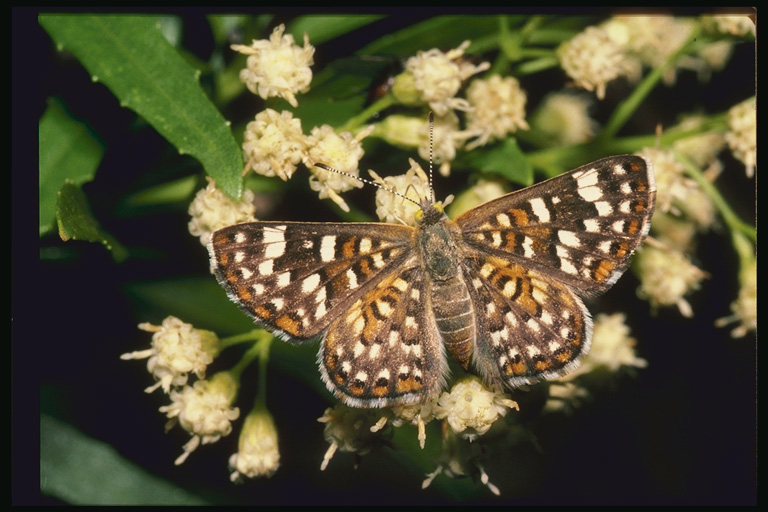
125,276,256,334
39,99,104,236
358,16,501,56
41,414,207,505
39,15,243,199
288,15,386,44
462,138,532,186
56,181,128,261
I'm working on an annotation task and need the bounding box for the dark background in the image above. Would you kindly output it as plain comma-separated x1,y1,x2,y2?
17,8,756,505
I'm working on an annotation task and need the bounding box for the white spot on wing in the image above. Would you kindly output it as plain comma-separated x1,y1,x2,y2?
264,241,286,258
578,185,603,202
576,170,599,187
583,219,600,232
302,274,321,294
523,237,535,258
258,259,273,276
529,197,550,223
346,268,359,289
320,235,336,262
594,201,613,216
276,271,291,288
558,230,581,247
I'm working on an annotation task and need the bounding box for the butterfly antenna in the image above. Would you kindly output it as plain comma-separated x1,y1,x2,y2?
428,111,435,205
313,163,421,209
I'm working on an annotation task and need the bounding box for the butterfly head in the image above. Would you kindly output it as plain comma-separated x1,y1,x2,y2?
415,199,447,226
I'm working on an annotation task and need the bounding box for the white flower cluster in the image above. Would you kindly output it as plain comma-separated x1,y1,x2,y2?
725,97,756,178
123,318,281,478
560,15,752,97
232,24,314,108
122,316,220,393
188,178,257,248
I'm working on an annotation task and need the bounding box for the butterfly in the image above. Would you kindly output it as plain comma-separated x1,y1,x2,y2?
208,155,655,408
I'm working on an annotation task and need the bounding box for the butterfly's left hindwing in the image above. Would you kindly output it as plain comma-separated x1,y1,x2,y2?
320,265,448,407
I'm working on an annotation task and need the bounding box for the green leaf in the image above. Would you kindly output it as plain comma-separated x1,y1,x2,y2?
41,414,208,505
288,14,386,44
39,15,243,199
358,16,502,56
125,276,256,334
39,99,104,236
56,181,128,261
462,138,533,186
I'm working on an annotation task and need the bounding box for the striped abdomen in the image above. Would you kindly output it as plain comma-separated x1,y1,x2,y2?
430,276,475,369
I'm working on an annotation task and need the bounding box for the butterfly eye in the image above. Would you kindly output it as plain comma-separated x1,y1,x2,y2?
415,209,424,222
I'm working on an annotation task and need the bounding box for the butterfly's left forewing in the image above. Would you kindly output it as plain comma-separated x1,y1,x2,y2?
209,221,414,342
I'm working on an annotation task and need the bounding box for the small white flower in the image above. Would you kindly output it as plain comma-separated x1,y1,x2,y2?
544,382,590,414
582,313,648,373
369,159,430,226
242,109,307,181
694,40,736,81
531,92,597,146
378,113,472,177
317,403,391,470
393,40,490,116
637,147,698,216
370,399,438,449
650,211,698,252
702,15,756,37
232,24,314,107
304,124,374,212
422,428,500,496
677,185,717,232
377,114,425,150
160,372,240,465
188,178,257,247
725,97,756,178
605,16,696,86
716,258,756,338
229,408,280,481
122,316,220,394
558,26,632,99
636,246,707,317
465,74,529,150
421,111,475,176
672,115,726,170
434,376,518,441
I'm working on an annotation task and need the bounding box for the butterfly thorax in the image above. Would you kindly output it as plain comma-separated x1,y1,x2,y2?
416,201,476,369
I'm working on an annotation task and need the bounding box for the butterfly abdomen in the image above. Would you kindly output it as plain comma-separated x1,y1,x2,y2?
419,217,476,369
430,277,476,369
